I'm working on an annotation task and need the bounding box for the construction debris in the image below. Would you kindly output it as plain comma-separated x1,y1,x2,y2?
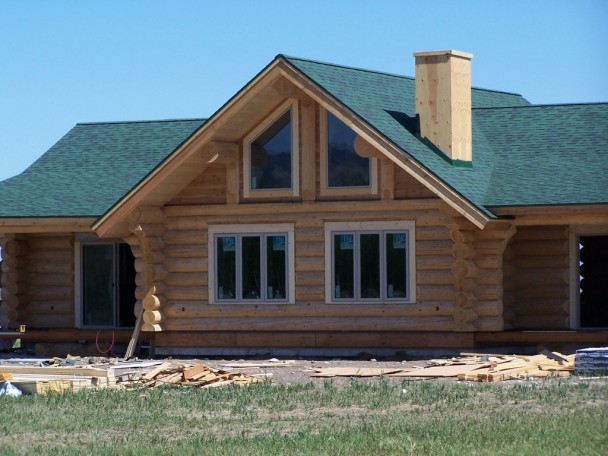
310,352,576,382
575,347,608,375
0,358,266,394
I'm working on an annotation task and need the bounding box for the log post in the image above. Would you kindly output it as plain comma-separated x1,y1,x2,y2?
125,207,166,332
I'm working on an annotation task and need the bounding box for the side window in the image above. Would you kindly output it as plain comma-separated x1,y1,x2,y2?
209,224,295,304
244,99,299,198
325,222,415,303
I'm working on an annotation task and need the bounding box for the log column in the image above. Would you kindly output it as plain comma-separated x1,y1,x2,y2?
0,234,28,328
125,207,166,332
446,218,478,331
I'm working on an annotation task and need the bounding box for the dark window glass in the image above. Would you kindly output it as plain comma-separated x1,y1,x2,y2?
251,110,292,190
266,235,287,300
579,235,608,327
327,112,370,187
241,236,261,300
386,233,407,299
82,244,114,326
216,236,236,300
360,234,380,299
334,233,354,299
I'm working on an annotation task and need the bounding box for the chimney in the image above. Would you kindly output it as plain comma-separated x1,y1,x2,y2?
413,50,473,165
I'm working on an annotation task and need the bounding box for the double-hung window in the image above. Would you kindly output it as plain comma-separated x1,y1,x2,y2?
243,99,299,198
209,224,295,304
325,221,415,303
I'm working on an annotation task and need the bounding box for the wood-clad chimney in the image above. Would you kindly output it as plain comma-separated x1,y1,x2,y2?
413,50,473,165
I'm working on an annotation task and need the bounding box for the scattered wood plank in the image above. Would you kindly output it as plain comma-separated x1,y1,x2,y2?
311,367,406,377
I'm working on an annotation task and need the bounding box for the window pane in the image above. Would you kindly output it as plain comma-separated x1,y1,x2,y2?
360,234,380,299
216,236,236,300
251,110,292,190
333,234,354,299
266,235,287,300
117,243,136,327
386,233,407,298
82,244,114,326
327,112,370,187
242,236,261,300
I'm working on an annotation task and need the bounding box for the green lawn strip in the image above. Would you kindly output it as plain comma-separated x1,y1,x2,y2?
0,379,606,455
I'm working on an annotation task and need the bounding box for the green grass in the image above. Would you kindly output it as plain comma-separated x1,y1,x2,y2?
1,378,606,455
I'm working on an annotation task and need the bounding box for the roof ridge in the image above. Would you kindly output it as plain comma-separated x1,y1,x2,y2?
279,54,525,97
77,118,207,126
473,101,608,111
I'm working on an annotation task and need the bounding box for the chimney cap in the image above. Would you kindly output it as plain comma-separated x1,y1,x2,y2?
413,50,473,60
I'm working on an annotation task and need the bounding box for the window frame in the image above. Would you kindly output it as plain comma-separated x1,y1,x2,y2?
324,221,416,304
208,224,296,304
243,99,300,199
319,109,378,197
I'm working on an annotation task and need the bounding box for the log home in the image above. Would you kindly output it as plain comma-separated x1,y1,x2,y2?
1,50,607,355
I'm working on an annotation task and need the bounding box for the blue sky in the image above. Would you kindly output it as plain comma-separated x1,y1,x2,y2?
1,0,607,182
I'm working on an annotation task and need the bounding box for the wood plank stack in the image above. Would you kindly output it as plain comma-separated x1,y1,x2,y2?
310,351,575,382
0,365,116,393
118,361,265,389
575,347,608,374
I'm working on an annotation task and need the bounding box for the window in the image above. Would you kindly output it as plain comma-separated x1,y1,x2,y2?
76,241,136,328
208,224,295,304
243,99,299,198
320,109,378,196
324,221,415,303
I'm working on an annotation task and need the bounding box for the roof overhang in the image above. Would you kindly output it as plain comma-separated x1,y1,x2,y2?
0,217,96,234
489,204,608,226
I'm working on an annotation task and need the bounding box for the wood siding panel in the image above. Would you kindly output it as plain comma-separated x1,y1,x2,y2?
394,166,436,199
168,164,227,205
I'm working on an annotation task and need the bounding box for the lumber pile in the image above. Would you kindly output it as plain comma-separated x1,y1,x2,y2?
575,347,608,374
310,351,576,382
117,361,265,389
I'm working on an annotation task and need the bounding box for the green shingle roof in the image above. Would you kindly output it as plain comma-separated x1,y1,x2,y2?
0,55,606,223
0,119,205,218
281,56,608,213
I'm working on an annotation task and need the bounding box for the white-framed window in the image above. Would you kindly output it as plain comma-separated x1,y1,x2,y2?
75,237,136,328
243,99,299,198
320,109,378,196
208,224,295,304
324,221,415,303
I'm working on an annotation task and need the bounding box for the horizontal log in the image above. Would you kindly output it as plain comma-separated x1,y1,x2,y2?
142,323,163,332
416,285,454,301
513,255,569,269
295,242,324,257
164,287,207,301
416,255,454,270
295,227,324,243
165,272,206,287
155,330,475,349
26,286,73,301
25,248,73,262
474,255,501,270
475,300,502,317
163,315,456,332
141,264,168,283
475,285,503,301
164,216,208,231
511,268,569,286
128,206,165,225
475,224,516,240
417,269,454,285
163,230,205,246
509,299,569,316
295,271,324,286
510,240,569,256
25,300,74,316
0,303,19,322
165,257,207,273
130,223,165,239
163,199,444,218
474,316,504,332
24,314,72,328
25,273,73,287
510,315,569,330
295,256,324,272
510,285,569,299
473,239,507,255
26,262,73,274
162,301,457,319
513,226,568,241
453,308,477,325
416,226,451,241
26,236,74,250
417,239,453,256
164,245,207,259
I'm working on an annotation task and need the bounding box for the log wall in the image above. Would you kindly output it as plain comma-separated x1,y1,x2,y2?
3,234,76,328
503,226,570,329
158,199,491,333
